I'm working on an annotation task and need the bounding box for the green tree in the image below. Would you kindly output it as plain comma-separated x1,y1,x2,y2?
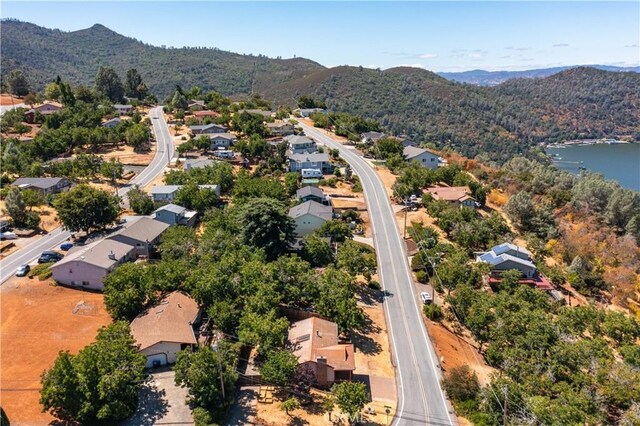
3,187,27,226
125,69,148,100
171,85,188,110
44,82,62,100
441,365,480,404
375,137,403,159
40,322,145,424
337,240,376,278
95,66,124,102
158,226,198,260
174,344,238,411
175,183,219,214
53,184,120,234
127,185,155,215
280,397,300,416
100,158,124,184
504,191,535,230
261,350,298,387
21,189,45,211
6,70,30,96
317,219,353,243
331,381,369,425
284,172,301,197
302,234,335,267
103,263,152,321
237,310,289,355
316,267,365,332
125,123,150,151
236,198,295,260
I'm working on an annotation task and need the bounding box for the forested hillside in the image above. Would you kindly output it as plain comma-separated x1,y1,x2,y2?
264,66,640,160
0,20,323,99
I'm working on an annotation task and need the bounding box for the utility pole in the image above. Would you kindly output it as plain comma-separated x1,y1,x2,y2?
403,206,408,239
503,385,508,426
217,347,226,400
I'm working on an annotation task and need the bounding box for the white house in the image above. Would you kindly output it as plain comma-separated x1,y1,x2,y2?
190,123,227,135
361,131,386,144
130,292,201,368
150,185,220,203
51,239,135,290
288,153,331,173
288,200,333,236
403,146,440,169
476,243,536,278
101,117,122,128
209,133,237,149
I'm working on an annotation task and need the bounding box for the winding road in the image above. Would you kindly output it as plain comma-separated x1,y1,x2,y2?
0,106,173,283
299,122,456,426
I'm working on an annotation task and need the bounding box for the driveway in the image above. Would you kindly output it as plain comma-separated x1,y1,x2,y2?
122,368,193,425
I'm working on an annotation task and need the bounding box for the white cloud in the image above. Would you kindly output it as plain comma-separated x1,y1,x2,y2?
552,43,569,48
505,46,531,51
418,53,438,59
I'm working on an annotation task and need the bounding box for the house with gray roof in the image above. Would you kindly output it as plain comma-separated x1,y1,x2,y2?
296,186,329,205
183,158,218,171
107,217,170,258
268,122,294,137
403,146,440,170
361,131,386,144
288,200,333,236
208,133,237,149
154,204,198,227
286,135,317,154
11,177,71,196
102,117,122,128
190,123,227,135
288,153,331,173
150,184,220,203
476,243,536,278
295,108,327,118
51,239,135,290
113,104,133,115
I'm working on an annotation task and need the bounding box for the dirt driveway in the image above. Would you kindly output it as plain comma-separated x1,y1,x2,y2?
0,277,111,425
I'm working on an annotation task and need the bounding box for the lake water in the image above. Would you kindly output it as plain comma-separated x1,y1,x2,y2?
546,143,640,191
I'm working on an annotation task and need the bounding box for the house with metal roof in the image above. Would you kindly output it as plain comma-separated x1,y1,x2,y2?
208,132,237,149
189,123,228,135
154,203,198,227
288,153,331,173
107,217,170,258
288,200,333,236
11,177,71,196
476,243,536,278
286,135,317,154
51,239,135,290
296,186,329,205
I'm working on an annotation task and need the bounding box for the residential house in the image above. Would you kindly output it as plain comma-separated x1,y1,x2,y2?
403,146,440,169
286,135,317,154
188,100,206,111
183,158,217,171
296,186,330,205
288,317,355,387
361,131,386,144
289,200,333,236
107,217,170,258
190,123,228,135
154,204,198,227
11,177,71,196
392,135,417,148
209,133,237,149
288,153,331,173
35,102,63,115
425,186,477,208
101,117,122,128
150,184,220,203
267,122,294,137
130,292,201,368
295,108,327,118
113,104,133,115
476,243,536,278
192,110,220,123
51,239,135,290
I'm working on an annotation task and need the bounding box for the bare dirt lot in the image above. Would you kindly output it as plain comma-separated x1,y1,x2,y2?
0,278,111,424
101,144,156,166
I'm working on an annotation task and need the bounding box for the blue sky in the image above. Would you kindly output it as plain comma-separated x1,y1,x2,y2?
3,1,639,71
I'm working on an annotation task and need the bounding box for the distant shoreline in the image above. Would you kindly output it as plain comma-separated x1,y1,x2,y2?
544,138,635,149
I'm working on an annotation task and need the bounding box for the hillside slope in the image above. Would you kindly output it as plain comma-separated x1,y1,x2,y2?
263,66,640,160
0,20,324,98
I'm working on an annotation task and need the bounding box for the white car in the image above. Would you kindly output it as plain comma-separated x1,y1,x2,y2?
0,232,18,240
420,292,433,305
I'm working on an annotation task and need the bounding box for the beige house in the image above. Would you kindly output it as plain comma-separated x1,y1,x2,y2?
130,292,201,368
267,122,294,137
51,239,135,290
288,200,333,236
425,186,477,208
288,317,355,387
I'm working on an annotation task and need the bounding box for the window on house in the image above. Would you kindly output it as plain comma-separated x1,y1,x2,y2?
82,281,90,286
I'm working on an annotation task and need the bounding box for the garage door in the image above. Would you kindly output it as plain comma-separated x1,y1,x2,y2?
145,353,167,369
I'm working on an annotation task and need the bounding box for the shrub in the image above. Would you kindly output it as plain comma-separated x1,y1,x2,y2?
27,262,53,278
415,270,428,283
192,407,216,426
423,303,443,321
441,365,480,404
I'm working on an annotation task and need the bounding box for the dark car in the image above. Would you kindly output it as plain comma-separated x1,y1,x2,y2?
16,264,30,277
60,242,74,251
38,251,63,264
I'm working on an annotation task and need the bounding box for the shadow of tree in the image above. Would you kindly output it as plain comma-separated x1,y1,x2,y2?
351,309,382,355
225,387,259,426
122,375,169,425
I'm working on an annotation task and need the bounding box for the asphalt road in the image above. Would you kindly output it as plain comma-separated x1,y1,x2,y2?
0,106,173,283
299,123,456,426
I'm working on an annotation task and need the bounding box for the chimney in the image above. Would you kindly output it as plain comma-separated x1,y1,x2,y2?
108,251,116,260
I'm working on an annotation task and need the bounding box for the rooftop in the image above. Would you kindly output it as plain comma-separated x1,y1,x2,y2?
288,153,330,163
130,292,200,350
11,177,66,190
289,200,332,221
403,145,438,160
53,239,133,270
288,317,355,372
110,217,170,243
425,186,473,202
296,186,325,199
150,185,182,195
155,203,186,215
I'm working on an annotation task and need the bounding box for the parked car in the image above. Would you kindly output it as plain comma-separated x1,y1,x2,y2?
420,292,433,305
0,232,18,240
60,242,74,251
38,251,63,264
16,264,30,277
